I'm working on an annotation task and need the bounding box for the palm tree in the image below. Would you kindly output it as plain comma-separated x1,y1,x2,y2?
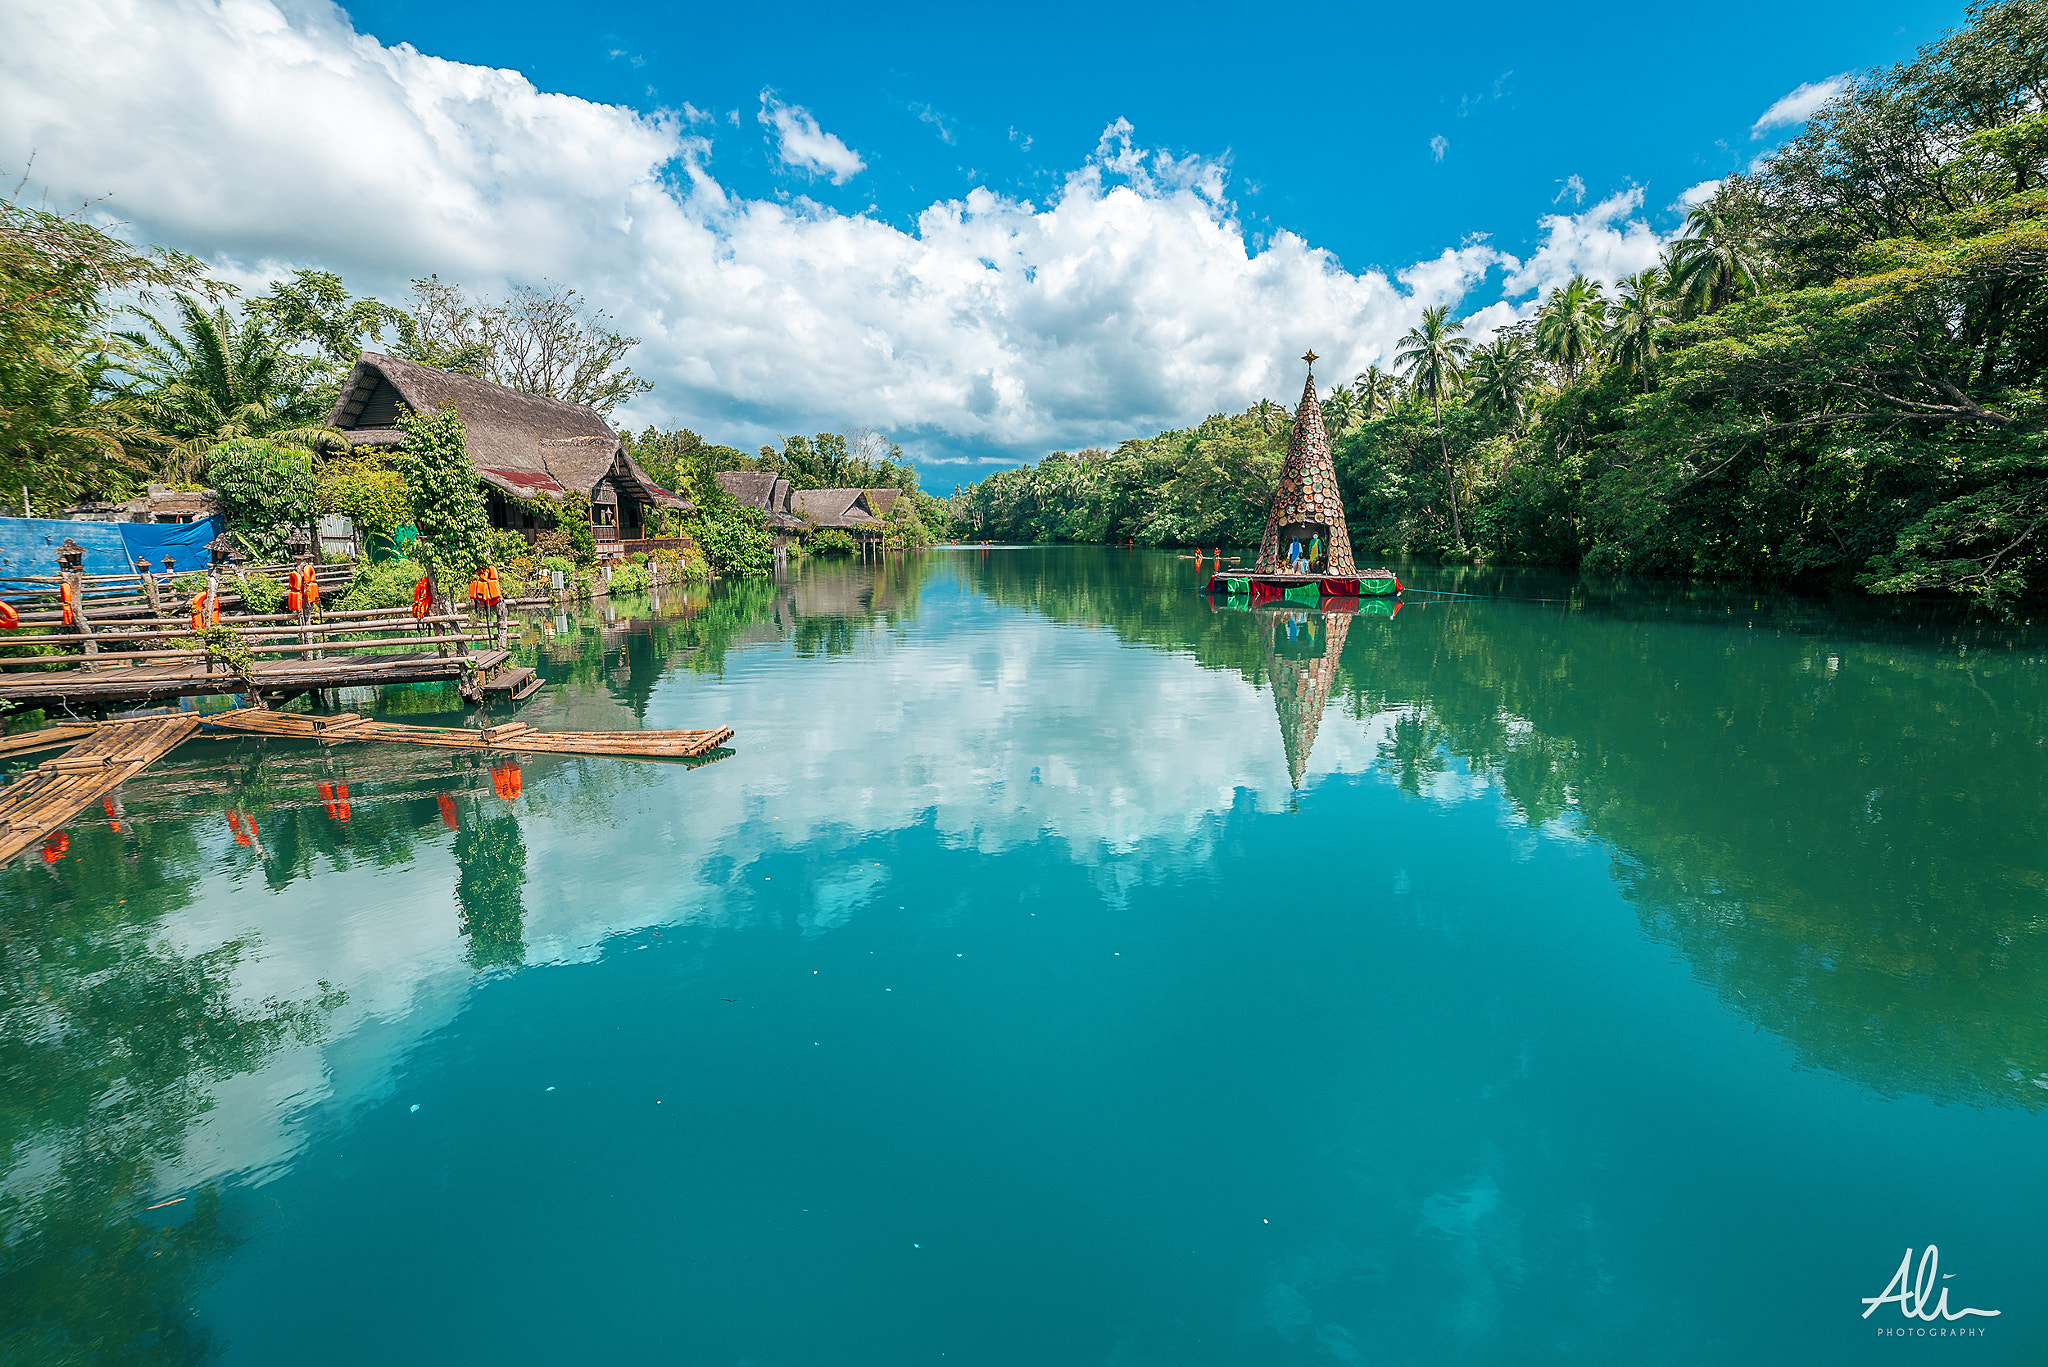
1534,275,1608,384
116,294,340,475
1253,397,1284,435
1394,305,1473,545
1465,335,1541,434
1355,366,1400,418
1604,269,1672,391
1668,201,1764,315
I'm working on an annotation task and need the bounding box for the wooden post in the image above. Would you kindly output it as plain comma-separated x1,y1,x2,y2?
428,569,450,657
135,559,162,618
64,567,100,672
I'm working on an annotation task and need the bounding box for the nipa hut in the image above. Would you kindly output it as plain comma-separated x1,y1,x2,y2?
328,353,691,557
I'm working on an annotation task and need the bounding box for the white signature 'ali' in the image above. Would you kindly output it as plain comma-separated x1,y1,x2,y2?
1862,1246,2000,1321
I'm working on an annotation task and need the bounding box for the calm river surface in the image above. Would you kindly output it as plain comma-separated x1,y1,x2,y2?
4,547,2044,1365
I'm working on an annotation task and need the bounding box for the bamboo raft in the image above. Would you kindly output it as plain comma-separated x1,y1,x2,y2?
0,714,202,865
199,709,735,759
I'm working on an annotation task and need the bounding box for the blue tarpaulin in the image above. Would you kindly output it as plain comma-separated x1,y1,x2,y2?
0,515,226,584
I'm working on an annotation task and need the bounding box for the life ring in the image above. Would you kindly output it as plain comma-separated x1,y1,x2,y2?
187,592,217,632
411,577,433,620
0,601,18,630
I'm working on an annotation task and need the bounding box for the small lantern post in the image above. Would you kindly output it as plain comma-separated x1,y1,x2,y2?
56,540,99,670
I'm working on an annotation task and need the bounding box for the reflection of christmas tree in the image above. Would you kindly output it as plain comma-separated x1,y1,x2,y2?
1261,609,1353,788
455,812,528,970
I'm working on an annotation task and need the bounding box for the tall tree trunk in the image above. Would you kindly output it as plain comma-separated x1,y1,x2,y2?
1434,393,1462,546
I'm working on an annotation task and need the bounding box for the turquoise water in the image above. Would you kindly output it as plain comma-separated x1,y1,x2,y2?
4,548,2044,1363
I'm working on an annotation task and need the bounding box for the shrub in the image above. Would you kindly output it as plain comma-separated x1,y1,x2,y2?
808,528,857,556
607,560,650,593
486,528,530,567
234,571,285,614
532,528,577,560
692,504,776,576
319,458,411,538
540,555,576,578
337,557,427,611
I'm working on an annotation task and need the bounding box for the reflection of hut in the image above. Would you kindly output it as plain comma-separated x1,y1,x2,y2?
1255,356,1356,576
328,353,691,557
1259,606,1353,788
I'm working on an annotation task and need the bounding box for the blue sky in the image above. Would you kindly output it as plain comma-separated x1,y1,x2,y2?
342,0,1953,277
2,0,1966,485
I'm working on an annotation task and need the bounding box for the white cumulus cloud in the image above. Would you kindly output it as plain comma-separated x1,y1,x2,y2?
1750,74,1853,137
758,91,867,183
0,0,1677,467
1498,187,1668,299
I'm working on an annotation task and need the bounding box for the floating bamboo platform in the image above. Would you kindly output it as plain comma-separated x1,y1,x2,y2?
199,709,735,759
0,714,202,864
0,649,511,711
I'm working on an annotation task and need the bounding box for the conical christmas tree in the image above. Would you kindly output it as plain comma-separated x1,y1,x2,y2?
1255,356,1356,576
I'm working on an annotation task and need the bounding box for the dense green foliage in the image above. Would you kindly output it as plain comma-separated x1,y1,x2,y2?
391,405,493,584
317,457,411,538
206,438,320,562
336,556,428,610
956,1,2048,604
0,199,211,506
953,413,1287,546
234,569,286,614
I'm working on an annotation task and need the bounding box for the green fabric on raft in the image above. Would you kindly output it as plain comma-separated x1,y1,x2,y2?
1283,582,1321,605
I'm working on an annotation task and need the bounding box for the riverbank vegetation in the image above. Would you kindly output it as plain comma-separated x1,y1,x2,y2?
0,210,941,575
953,1,2048,605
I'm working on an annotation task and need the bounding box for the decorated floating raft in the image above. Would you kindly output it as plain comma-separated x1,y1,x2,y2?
1198,352,1407,607
1203,568,1402,603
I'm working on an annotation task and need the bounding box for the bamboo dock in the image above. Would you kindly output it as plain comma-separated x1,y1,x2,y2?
0,557,536,711
199,709,734,759
0,714,202,864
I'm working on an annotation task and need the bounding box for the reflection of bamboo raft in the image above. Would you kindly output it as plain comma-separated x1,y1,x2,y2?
0,714,201,864
199,709,734,759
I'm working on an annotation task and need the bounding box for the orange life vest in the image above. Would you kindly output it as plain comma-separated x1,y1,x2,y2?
59,581,75,626
412,578,433,620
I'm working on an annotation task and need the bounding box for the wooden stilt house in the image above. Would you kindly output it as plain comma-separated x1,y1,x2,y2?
328,353,691,557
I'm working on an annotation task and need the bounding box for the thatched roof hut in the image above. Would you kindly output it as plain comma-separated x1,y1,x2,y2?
789,488,888,533
714,472,806,533
328,353,689,549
